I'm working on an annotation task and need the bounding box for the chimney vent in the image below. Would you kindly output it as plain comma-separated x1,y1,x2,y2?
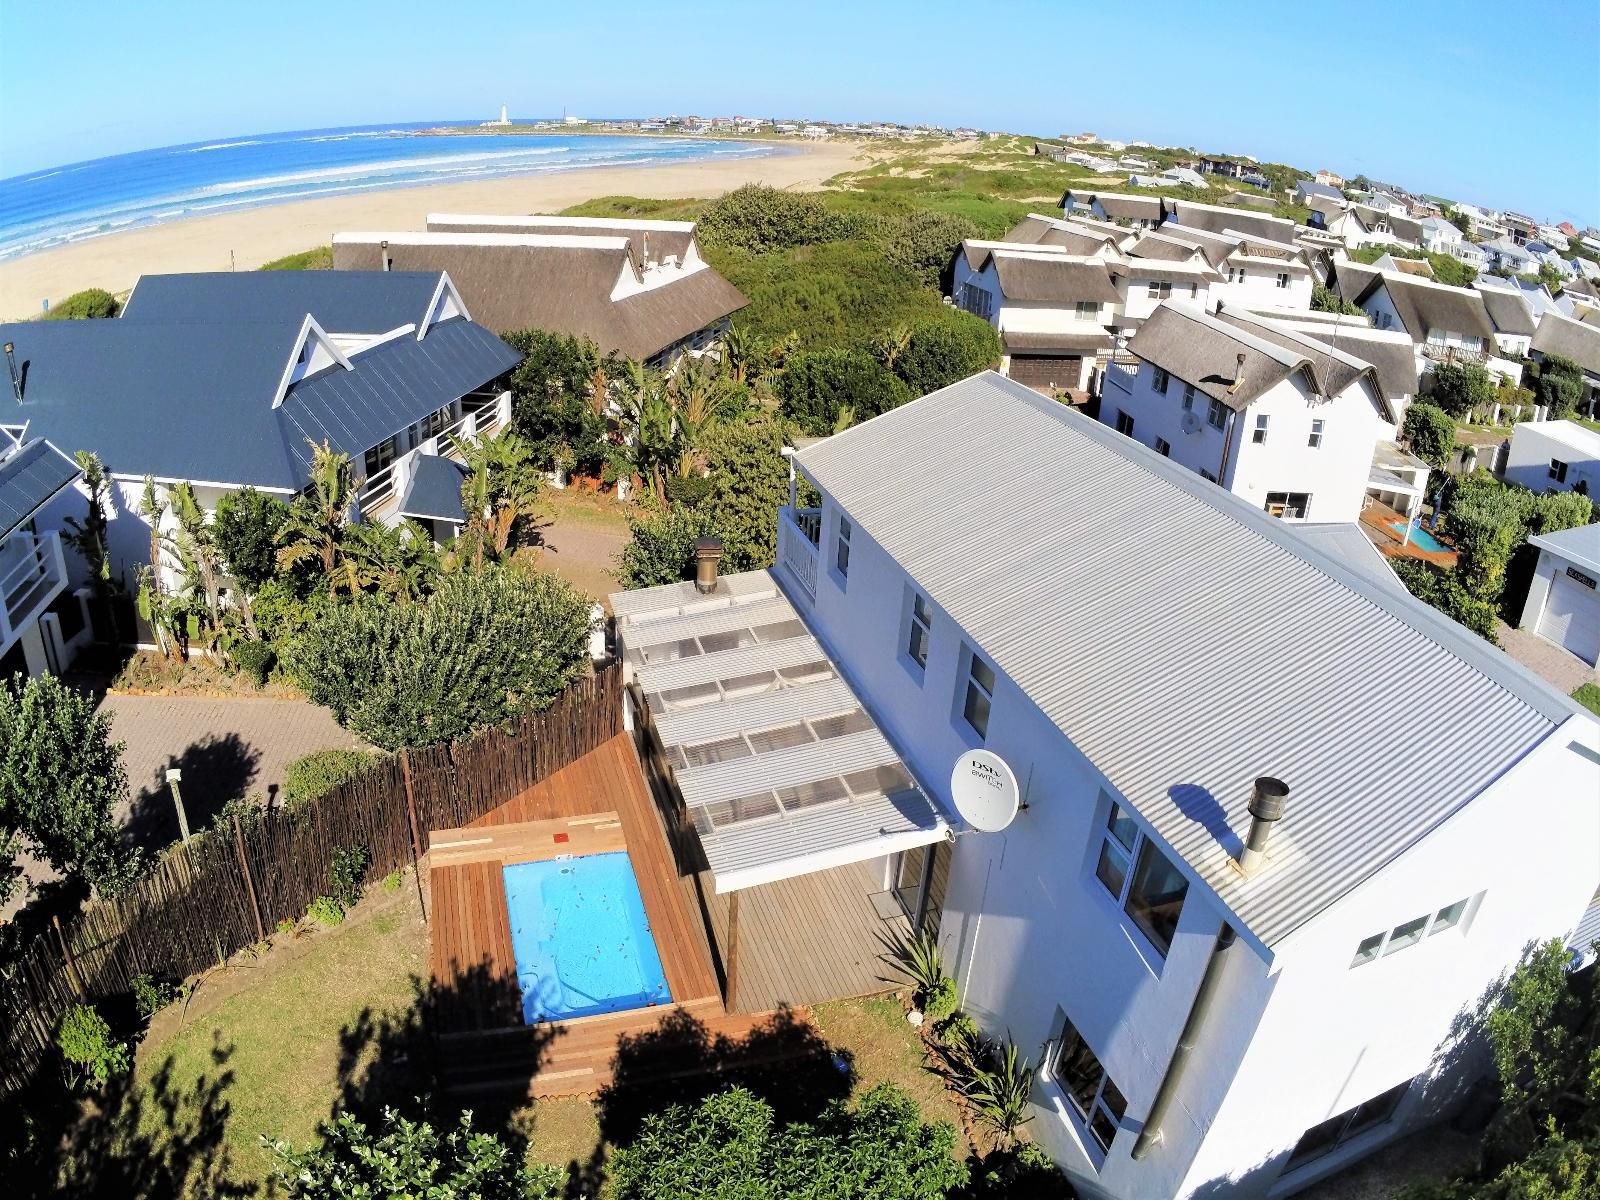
693,536,723,594
1226,351,1247,395
380,239,390,272
1237,776,1289,876
3,342,20,403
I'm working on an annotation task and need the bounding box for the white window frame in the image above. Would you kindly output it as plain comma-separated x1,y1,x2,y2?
1207,398,1227,430
1182,383,1196,410
1152,367,1170,395
1047,1018,1127,1164
1308,418,1325,449
905,590,933,673
1252,414,1269,444
1276,272,1290,289
1146,280,1172,300
1092,798,1189,958
960,646,996,741
1075,300,1099,319
834,515,852,582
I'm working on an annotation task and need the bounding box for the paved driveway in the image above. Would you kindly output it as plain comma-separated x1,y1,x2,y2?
102,693,363,846
1495,622,1599,697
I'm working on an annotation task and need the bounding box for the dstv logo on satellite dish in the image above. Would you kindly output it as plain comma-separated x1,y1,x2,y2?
950,749,1021,833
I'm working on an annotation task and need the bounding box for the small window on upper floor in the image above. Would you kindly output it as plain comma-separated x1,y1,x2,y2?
1093,799,1189,957
1309,418,1325,448
906,591,932,671
1350,895,1478,967
1182,383,1196,410
1207,398,1228,430
834,516,852,581
1155,437,1171,457
1153,367,1170,394
1550,458,1569,482
1114,410,1135,437
1252,414,1269,444
961,649,996,741
1276,272,1290,289
1075,300,1099,319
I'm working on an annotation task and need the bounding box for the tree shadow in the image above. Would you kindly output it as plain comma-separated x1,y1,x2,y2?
124,734,263,850
12,1033,248,1200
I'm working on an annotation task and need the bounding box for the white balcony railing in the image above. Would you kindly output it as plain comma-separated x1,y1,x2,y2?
777,506,821,601
0,530,67,650
1103,360,1140,393
358,390,513,518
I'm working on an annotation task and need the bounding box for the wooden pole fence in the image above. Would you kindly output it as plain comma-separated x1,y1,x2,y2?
232,813,266,946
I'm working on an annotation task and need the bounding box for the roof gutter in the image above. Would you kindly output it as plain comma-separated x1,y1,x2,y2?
1130,920,1236,1160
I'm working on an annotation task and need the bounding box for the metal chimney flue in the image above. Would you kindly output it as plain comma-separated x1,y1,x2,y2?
3,342,20,403
693,536,723,594
1237,776,1289,876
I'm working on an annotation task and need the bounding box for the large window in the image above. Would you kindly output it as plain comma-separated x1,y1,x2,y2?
1284,1080,1410,1171
1207,398,1228,430
961,649,996,740
1052,1020,1127,1159
906,592,932,670
959,283,993,320
834,516,852,581
1094,801,1189,956
1115,410,1135,436
1350,897,1476,967
1265,492,1312,519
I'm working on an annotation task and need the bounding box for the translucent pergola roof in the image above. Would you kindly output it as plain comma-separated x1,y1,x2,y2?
612,570,948,893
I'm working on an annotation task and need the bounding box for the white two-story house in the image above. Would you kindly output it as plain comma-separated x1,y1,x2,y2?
1131,226,1315,312
1098,303,1394,522
1061,190,1167,231
751,371,1599,1200
1334,264,1513,382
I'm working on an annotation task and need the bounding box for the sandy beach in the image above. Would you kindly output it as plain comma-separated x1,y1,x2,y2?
0,138,871,319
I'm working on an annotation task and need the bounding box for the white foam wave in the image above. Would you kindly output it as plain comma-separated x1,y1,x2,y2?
197,146,573,195
185,139,261,153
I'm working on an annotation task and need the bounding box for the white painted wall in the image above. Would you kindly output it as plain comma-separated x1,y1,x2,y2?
1504,422,1600,494
1212,261,1313,312
1119,273,1209,323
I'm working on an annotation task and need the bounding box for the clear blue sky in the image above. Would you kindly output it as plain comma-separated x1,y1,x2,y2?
1,0,1595,224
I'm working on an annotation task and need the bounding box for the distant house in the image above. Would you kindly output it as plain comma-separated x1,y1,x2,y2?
1529,311,1600,414
1238,171,1272,190
1196,155,1242,178
1165,199,1300,246
1060,190,1166,230
1334,263,1499,375
1319,203,1424,251
0,435,89,679
1418,217,1488,269
1132,223,1315,311
1100,303,1395,522
1517,522,1600,666
0,271,521,592
1314,168,1345,187
1295,179,1344,206
333,214,747,369
1481,237,1541,276
1504,420,1600,501
1475,286,1538,358
1160,166,1206,188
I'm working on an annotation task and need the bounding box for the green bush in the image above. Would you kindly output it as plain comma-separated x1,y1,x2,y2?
230,639,276,688
1402,402,1456,470
890,313,1002,397
1573,682,1600,718
922,975,959,1024
778,345,910,434
382,869,403,893
663,473,714,509
328,845,371,911
56,1003,129,1090
307,895,344,927
1535,354,1585,421
1392,559,1501,644
967,1141,1073,1199
258,246,333,271
1311,283,1363,315
697,419,790,573
43,288,120,320
617,503,723,589
938,1011,979,1047
1429,362,1496,419
697,184,861,253
871,209,981,288
283,748,376,808
131,972,176,1022
1444,476,1532,601
502,329,616,474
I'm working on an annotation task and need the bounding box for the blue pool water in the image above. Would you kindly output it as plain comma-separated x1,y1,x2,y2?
1390,520,1448,553
502,851,669,1023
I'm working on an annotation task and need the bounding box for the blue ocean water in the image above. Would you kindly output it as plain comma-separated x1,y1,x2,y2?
502,850,670,1024
0,122,780,262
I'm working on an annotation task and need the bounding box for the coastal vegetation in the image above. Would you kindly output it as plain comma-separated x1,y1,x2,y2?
42,286,121,319
257,246,332,271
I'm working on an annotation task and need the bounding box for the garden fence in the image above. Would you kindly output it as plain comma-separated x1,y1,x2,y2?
0,663,622,1100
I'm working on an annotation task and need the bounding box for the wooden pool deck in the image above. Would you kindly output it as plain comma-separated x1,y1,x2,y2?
1360,499,1458,569
428,734,802,1098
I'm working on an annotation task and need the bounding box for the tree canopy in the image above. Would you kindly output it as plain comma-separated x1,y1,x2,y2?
1428,362,1495,419
1535,355,1585,422
1402,402,1456,470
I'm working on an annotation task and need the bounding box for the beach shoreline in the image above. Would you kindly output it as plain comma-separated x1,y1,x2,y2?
0,137,869,319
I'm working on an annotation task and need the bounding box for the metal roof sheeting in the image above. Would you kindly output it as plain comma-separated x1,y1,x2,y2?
397,454,468,523
796,371,1568,946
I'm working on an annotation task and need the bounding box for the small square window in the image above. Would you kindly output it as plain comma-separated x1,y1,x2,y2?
1076,300,1099,319
1430,898,1470,935
1276,272,1290,288
1154,437,1171,457
1549,459,1568,482
962,650,996,740
1251,414,1269,444
1351,933,1385,967
1309,419,1325,449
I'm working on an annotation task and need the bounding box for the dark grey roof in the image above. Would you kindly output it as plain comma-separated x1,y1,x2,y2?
1129,233,1204,262
1296,179,1345,202
1213,310,1390,419
795,372,1575,947
122,271,442,333
1478,287,1537,337
398,453,469,523
0,439,81,541
1126,303,1314,409
1003,216,1118,255
1532,311,1600,375
989,254,1120,304
1348,271,1495,343
1296,327,1419,401
1061,190,1165,222
0,315,517,490
1169,200,1298,243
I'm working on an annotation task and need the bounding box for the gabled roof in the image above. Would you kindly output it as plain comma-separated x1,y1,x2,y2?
0,438,81,541
0,314,517,490
1004,215,1120,256
397,453,470,523
332,232,746,361
1346,269,1496,342
1294,326,1419,402
1169,200,1298,243
427,212,696,267
1295,179,1344,202
988,252,1121,304
1213,310,1392,421
1349,204,1424,244
1530,521,1600,578
1532,310,1600,375
1128,232,1206,263
795,372,1574,949
1477,286,1537,337
121,270,445,333
1060,190,1165,222
1125,302,1317,409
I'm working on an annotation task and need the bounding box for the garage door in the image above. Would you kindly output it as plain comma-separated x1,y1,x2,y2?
1537,571,1600,665
1008,355,1081,390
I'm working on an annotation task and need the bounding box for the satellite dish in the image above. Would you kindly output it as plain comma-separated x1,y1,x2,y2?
950,749,1021,833
1181,410,1203,434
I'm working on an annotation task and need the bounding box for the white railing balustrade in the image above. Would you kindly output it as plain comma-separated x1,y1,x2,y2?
777,507,821,602
0,530,66,647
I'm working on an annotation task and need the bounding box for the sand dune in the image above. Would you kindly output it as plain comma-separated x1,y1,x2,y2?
0,139,870,319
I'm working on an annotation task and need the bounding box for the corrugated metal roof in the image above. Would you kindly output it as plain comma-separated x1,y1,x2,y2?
614,569,947,891
122,270,441,332
397,454,468,523
0,439,81,541
796,371,1571,946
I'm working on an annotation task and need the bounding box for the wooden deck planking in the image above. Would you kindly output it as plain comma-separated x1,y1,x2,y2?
430,813,626,868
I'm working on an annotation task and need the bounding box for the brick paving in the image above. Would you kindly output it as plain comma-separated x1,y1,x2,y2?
1495,621,1599,697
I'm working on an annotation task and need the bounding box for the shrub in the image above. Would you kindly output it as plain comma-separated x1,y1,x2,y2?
307,895,344,926
382,869,403,893
131,972,176,1022
502,329,615,473
885,927,945,997
1429,362,1496,419
328,845,372,911
698,418,790,573
1444,476,1531,602
1402,402,1456,470
968,1141,1073,1200
938,1011,979,1047
1392,559,1501,644
1311,283,1362,315
57,1003,129,1090
889,313,1002,397
283,748,376,808
230,639,276,687
214,487,290,592
663,473,714,509
922,975,959,1024
285,565,592,750
872,209,981,287
275,917,297,936
258,246,333,271
960,1039,1036,1145
697,184,859,253
617,504,723,589
778,346,910,434
1535,354,1585,421
43,288,120,320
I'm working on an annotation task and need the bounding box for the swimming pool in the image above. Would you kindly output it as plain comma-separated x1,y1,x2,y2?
1389,520,1448,553
502,851,670,1023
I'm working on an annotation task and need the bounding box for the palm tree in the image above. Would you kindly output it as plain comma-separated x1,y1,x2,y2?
614,364,678,506
276,440,360,597
168,481,224,627
344,520,437,602
718,324,759,386
450,428,545,566
872,325,914,373
61,451,113,599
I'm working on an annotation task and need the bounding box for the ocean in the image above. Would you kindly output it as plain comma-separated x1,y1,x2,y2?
0,122,780,263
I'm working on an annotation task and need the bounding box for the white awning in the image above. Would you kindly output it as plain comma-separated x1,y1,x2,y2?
612,570,949,893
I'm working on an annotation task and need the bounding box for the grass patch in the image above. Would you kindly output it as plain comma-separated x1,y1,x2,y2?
1573,682,1600,718
258,246,332,271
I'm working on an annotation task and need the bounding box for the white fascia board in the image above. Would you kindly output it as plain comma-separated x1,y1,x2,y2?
272,314,352,409
108,471,297,495
710,819,949,895
417,272,471,339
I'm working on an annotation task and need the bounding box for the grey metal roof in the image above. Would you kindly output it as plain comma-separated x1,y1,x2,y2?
795,371,1574,947
122,271,443,333
1291,523,1407,597
0,314,517,490
397,454,469,523
0,439,81,541
1530,522,1600,579
612,570,947,892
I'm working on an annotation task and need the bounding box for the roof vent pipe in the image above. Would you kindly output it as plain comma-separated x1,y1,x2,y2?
1225,351,1247,395
693,536,723,594
3,343,20,403
1237,776,1289,876
380,239,390,272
